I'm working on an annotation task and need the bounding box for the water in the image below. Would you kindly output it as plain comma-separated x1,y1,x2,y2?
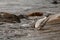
0,0,60,40
0,0,60,14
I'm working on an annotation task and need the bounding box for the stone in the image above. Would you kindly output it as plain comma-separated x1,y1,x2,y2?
52,0,58,4
27,12,43,16
18,14,28,19
47,14,60,24
0,12,20,23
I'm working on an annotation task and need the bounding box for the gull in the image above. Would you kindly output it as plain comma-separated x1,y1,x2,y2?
35,13,52,30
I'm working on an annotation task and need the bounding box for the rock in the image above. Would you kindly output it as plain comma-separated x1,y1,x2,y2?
47,14,60,24
0,12,20,23
52,0,58,4
27,12,43,16
18,14,28,19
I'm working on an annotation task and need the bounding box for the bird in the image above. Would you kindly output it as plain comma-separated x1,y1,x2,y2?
35,13,52,30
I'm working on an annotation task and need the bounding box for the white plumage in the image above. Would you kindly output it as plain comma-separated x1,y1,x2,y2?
35,17,47,28
35,13,52,30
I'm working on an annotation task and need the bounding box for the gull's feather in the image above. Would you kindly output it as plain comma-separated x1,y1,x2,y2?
35,17,49,29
